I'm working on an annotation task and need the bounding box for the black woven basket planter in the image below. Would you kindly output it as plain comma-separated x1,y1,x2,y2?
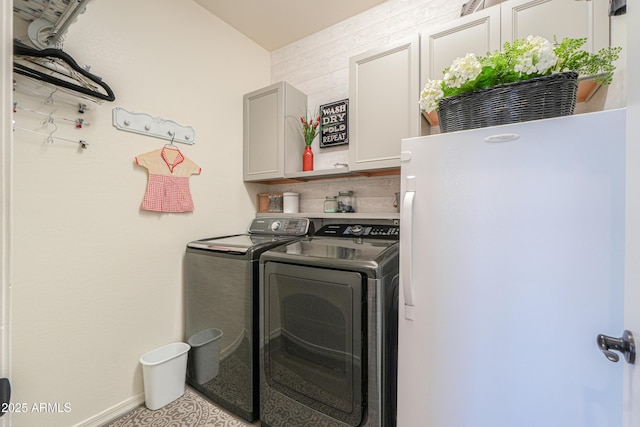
437,71,579,133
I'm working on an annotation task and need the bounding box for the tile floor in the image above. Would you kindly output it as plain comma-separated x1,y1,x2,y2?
103,387,260,427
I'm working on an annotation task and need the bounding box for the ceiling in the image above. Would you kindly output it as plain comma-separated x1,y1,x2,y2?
193,0,388,51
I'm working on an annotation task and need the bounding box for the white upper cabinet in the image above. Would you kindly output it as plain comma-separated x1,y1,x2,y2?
421,6,501,86
422,0,610,85
349,35,420,172
501,0,609,51
243,81,307,182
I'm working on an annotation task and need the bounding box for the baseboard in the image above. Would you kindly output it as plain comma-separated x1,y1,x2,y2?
70,393,145,427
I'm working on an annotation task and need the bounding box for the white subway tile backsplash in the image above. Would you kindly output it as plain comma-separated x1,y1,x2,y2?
271,175,401,214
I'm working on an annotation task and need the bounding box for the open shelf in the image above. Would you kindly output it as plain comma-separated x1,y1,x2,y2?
256,212,400,220
285,167,357,181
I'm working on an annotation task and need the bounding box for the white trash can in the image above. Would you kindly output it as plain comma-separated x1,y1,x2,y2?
187,328,223,385
139,342,190,410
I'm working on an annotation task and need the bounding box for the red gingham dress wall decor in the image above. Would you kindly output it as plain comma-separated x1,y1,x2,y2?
135,147,201,213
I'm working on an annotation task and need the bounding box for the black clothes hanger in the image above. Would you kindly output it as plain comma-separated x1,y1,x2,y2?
13,39,115,102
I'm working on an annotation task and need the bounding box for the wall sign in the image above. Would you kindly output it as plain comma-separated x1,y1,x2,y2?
320,99,349,148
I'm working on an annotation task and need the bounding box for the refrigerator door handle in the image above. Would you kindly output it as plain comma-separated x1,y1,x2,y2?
401,176,416,320
597,330,635,364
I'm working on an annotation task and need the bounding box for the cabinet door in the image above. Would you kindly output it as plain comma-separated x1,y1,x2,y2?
421,5,501,125
501,0,609,52
349,36,419,172
244,83,284,181
422,5,501,87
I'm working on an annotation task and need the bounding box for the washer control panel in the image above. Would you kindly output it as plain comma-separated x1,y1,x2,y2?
315,224,400,240
249,218,312,236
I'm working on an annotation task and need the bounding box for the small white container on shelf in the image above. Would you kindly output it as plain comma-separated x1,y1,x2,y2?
283,192,300,213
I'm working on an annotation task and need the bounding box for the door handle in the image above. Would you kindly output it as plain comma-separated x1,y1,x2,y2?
400,176,416,320
597,330,635,364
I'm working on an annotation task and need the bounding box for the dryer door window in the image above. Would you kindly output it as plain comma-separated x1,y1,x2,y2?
263,262,365,426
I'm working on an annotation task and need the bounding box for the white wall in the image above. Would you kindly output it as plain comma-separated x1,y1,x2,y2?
10,0,269,425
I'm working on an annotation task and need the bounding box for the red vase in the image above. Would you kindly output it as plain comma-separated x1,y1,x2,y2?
303,145,314,171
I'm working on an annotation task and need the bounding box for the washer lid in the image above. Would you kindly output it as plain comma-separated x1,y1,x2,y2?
271,236,398,262
187,234,293,253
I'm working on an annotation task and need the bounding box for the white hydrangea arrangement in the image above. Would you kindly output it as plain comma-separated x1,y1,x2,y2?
419,35,621,113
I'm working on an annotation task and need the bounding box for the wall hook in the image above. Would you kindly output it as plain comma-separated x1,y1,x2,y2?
112,107,195,145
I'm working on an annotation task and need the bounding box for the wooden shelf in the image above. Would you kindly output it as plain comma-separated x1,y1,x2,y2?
354,168,400,177
251,167,400,185
285,167,357,181
256,212,400,220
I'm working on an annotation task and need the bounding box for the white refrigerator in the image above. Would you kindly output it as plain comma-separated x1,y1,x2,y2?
398,109,628,426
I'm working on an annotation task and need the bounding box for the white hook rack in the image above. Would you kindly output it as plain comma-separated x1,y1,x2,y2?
112,107,195,145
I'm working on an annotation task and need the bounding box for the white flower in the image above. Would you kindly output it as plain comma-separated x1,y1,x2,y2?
514,35,557,75
419,79,444,112
443,53,482,88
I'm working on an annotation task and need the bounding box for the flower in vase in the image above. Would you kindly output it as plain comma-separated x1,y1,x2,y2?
300,114,320,146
